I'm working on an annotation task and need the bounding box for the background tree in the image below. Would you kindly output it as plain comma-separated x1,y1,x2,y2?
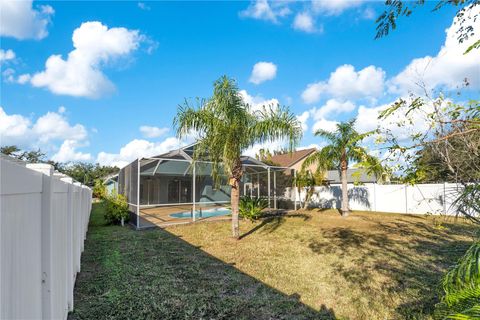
378,95,479,317
1,146,46,163
255,148,275,165
61,162,119,187
174,76,302,239
376,0,479,54
302,119,381,216
1,145,119,187
294,170,326,209
406,127,480,183
0,145,21,157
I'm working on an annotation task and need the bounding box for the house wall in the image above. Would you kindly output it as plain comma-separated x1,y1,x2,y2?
290,157,318,173
139,175,231,205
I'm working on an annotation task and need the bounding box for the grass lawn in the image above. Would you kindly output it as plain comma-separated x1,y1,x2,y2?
70,203,477,320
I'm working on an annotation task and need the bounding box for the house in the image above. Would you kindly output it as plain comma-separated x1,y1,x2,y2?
103,174,118,194
267,148,317,174
117,143,288,229
268,149,378,184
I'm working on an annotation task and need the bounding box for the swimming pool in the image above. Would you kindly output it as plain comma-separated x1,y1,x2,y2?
169,207,231,219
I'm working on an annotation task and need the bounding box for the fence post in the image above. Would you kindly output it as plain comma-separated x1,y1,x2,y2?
293,169,297,211
405,184,408,214
443,182,447,215
60,178,75,312
26,163,54,320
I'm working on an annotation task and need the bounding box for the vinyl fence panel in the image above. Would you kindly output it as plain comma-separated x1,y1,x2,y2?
297,182,462,215
0,158,92,320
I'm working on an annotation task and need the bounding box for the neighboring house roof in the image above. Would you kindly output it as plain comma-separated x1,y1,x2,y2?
326,169,377,184
103,173,118,184
268,148,316,167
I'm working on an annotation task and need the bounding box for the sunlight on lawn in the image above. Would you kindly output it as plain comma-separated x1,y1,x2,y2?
71,204,476,320
166,210,475,319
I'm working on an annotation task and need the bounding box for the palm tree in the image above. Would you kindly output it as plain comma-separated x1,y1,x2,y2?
174,76,302,238
302,118,379,216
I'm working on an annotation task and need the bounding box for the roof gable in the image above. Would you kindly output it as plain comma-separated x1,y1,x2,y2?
268,148,316,167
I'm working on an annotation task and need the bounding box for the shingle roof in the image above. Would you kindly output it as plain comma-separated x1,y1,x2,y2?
268,148,317,167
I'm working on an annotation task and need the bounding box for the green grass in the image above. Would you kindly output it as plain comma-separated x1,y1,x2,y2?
70,203,477,320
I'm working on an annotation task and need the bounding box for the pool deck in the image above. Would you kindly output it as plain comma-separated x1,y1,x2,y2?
138,205,231,228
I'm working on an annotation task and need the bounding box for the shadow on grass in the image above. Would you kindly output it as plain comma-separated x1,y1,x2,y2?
303,218,476,318
240,212,312,240
70,203,335,320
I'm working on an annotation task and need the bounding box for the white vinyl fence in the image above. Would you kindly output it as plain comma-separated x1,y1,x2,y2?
0,157,92,320
294,182,462,215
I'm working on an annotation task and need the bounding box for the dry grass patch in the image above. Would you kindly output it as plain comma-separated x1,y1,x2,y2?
166,210,476,319
71,204,476,320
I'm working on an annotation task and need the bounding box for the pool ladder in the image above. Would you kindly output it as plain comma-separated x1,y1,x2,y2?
190,207,203,218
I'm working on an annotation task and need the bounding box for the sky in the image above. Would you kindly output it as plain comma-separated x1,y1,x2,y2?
1,0,479,168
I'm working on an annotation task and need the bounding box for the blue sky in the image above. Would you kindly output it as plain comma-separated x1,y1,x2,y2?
1,1,478,167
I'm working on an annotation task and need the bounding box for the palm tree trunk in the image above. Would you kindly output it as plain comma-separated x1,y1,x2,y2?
231,179,240,239
230,161,243,239
340,154,350,217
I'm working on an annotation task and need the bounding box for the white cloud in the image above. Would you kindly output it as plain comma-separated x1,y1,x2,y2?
239,0,290,23
362,7,376,20
296,111,310,132
17,74,31,84
51,140,91,162
0,107,32,146
33,111,87,143
243,139,288,158
239,89,279,113
301,64,385,103
355,99,432,142
298,143,323,151
310,99,356,120
96,137,185,168
139,125,169,138
2,68,15,83
312,118,338,134
0,0,54,40
312,0,365,16
249,61,277,84
0,49,15,63
293,12,319,33
389,5,480,94
0,106,90,162
137,2,150,10
29,21,143,98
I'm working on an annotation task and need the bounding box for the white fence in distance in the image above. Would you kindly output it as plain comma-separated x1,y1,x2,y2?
294,182,462,215
1,158,92,320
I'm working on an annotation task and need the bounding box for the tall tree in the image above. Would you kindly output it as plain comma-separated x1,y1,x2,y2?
174,76,302,238
376,1,479,54
302,119,379,216
0,145,21,156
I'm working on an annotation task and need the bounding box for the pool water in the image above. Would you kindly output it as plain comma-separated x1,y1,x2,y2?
169,207,231,219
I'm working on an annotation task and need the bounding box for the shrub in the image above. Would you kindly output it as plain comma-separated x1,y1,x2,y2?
434,240,480,319
92,179,107,199
239,196,268,222
103,192,129,225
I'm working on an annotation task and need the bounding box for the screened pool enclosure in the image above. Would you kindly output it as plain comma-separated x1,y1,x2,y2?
118,144,295,228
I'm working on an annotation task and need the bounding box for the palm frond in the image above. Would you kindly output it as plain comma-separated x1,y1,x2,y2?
249,105,302,152
314,128,337,143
